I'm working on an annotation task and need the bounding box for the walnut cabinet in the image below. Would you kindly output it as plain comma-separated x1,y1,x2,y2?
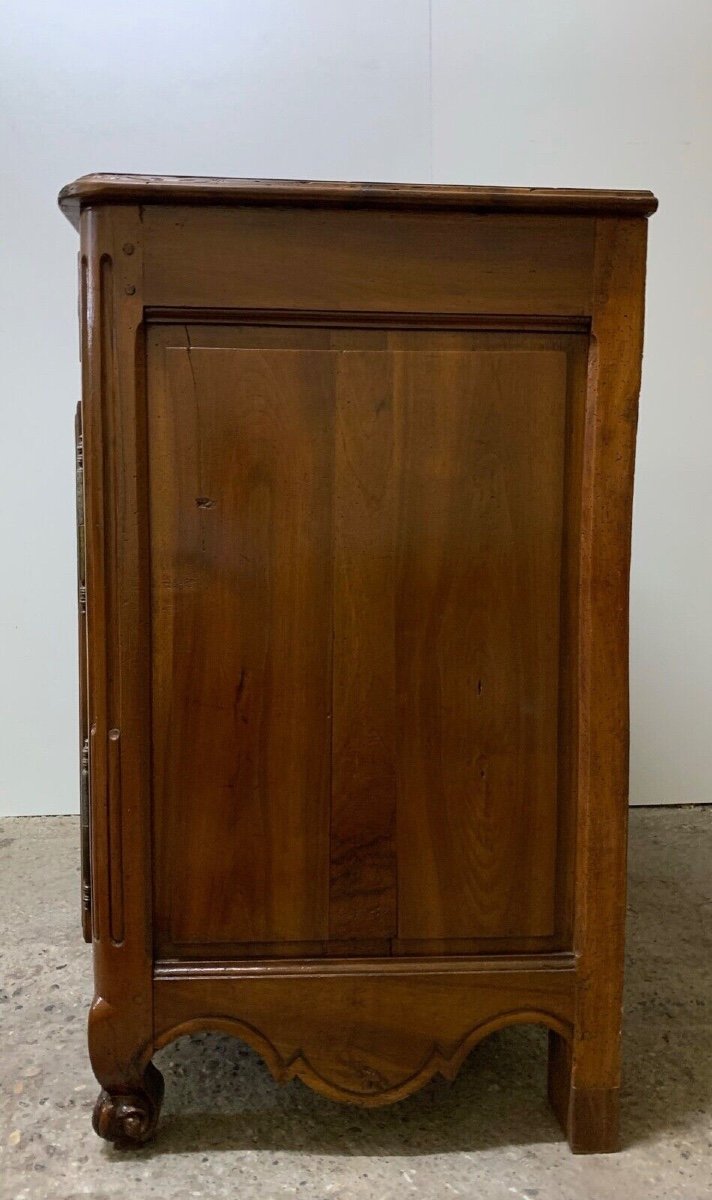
60,174,657,1152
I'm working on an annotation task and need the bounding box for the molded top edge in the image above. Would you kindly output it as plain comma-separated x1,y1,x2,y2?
58,173,658,229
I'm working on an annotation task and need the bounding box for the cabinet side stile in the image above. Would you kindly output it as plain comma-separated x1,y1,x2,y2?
80,204,156,1103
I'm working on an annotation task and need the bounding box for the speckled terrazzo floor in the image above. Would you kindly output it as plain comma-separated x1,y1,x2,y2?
1,808,711,1200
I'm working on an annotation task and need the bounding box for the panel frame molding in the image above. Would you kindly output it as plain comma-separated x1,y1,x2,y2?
145,322,584,956
145,306,592,333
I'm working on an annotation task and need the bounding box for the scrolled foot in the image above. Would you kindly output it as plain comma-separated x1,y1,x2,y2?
92,1062,164,1148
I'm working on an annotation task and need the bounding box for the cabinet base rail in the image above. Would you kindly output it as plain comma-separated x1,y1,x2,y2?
89,955,619,1153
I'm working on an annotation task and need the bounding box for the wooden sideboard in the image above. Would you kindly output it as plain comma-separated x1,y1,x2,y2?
60,174,657,1152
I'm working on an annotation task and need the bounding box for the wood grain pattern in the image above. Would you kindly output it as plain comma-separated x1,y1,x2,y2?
152,958,576,1106
148,308,592,333
149,344,333,947
80,204,155,1103
547,216,650,1153
62,176,655,1151
330,353,398,939
58,172,658,231
142,207,596,317
149,336,569,951
395,351,567,940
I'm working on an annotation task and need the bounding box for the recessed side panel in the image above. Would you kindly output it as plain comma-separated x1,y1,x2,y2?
148,344,335,948
148,327,573,958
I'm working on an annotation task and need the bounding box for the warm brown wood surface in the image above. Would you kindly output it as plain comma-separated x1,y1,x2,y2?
330,352,398,940
141,207,596,316
58,172,658,230
152,956,576,1107
395,350,566,941
79,205,155,1125
148,335,570,954
550,216,650,1152
64,176,655,1152
150,346,333,946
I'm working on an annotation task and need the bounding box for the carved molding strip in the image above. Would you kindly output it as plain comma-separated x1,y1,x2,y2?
145,306,591,333
154,951,576,979
95,250,125,947
107,728,124,944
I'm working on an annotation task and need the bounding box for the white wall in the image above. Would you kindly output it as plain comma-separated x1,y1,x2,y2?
1,0,710,815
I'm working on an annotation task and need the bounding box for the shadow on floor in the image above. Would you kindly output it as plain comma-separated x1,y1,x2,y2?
149,1023,560,1157
134,811,712,1158
142,990,711,1159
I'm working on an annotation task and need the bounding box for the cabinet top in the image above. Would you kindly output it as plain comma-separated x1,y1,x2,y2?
58,173,658,230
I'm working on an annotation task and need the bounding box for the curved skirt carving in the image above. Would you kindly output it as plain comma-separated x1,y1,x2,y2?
152,964,576,1107
154,1008,571,1107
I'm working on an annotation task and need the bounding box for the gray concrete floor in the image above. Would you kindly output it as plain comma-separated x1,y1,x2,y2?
1,807,711,1200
